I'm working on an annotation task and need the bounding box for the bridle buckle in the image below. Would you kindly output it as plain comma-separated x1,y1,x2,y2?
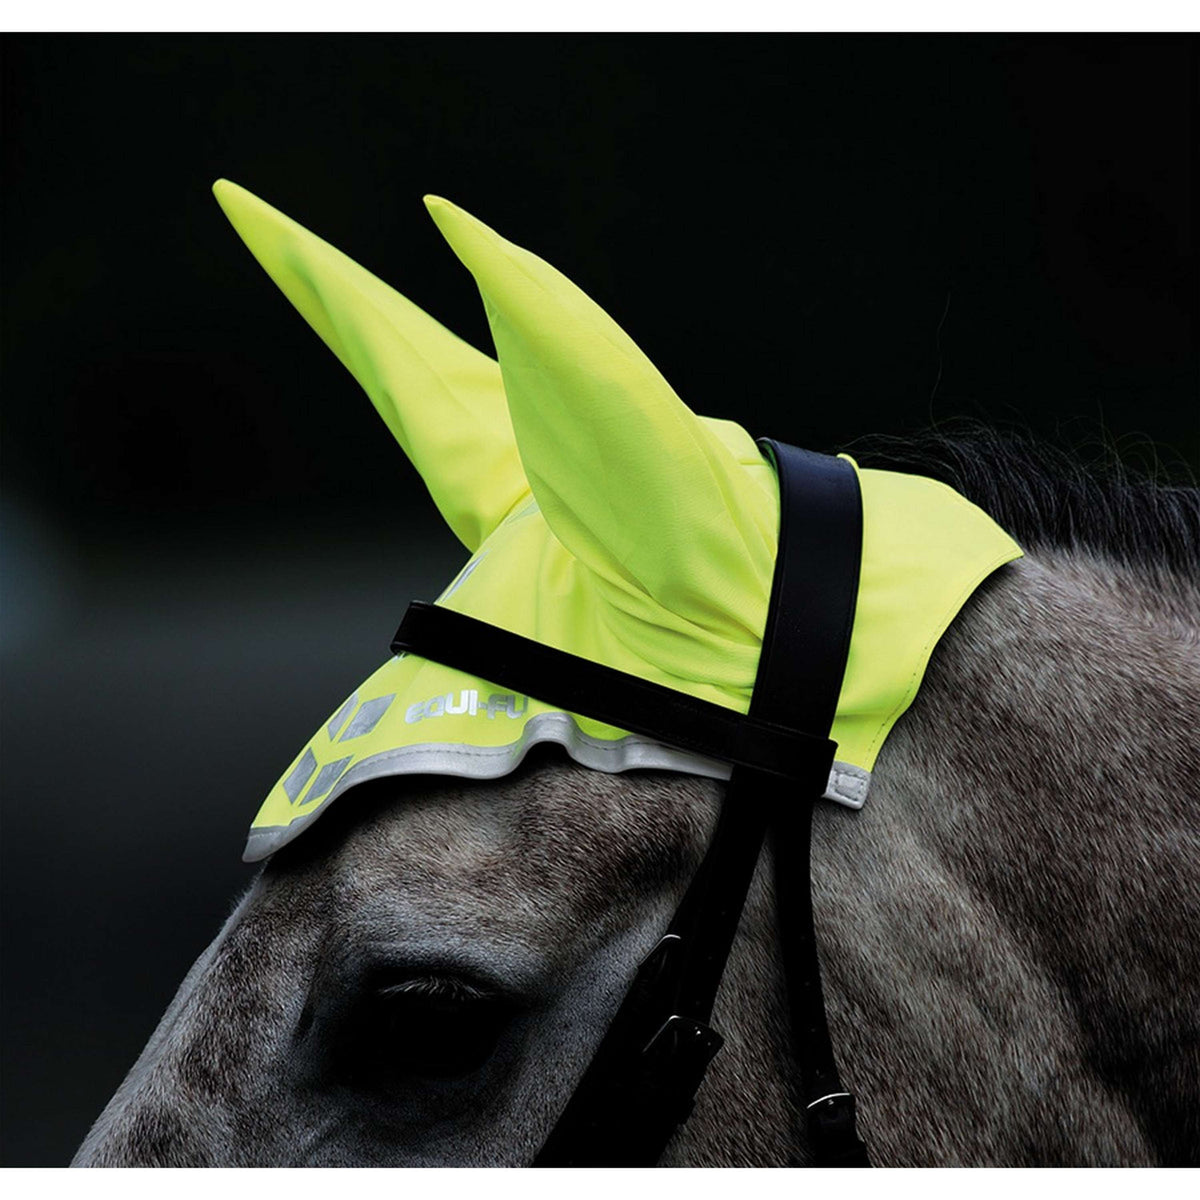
640,1014,725,1125
805,1091,870,1167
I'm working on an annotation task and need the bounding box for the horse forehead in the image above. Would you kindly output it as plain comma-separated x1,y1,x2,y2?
324,763,720,915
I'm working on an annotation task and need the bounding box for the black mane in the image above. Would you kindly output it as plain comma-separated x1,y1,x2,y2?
843,422,1200,578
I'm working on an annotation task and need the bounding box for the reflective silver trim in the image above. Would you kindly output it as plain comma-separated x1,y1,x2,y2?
281,747,318,803
301,756,353,805
827,761,869,810
438,552,487,601
245,711,873,862
327,693,358,741
338,694,395,742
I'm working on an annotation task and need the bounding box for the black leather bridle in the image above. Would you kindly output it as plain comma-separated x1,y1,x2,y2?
391,439,871,1167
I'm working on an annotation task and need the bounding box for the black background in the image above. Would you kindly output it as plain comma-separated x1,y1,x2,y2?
1,35,1195,1165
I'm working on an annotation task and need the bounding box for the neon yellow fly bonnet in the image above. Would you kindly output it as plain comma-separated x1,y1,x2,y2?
213,181,1022,864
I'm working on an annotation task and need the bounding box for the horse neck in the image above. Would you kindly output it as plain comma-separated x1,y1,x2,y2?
898,549,1198,863
806,550,1199,1164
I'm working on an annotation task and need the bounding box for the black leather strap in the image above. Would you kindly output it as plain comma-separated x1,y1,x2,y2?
754,442,861,735
391,602,835,789
757,441,870,1168
390,440,870,1168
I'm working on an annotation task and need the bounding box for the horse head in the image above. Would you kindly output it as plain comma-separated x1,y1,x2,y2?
72,185,1198,1167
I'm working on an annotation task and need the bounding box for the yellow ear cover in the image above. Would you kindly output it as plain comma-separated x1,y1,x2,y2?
213,179,527,551
216,183,1023,862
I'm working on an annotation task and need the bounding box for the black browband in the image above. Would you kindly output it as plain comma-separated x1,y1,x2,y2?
390,438,871,1167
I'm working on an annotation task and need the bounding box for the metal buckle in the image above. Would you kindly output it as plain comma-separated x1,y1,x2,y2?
639,1014,725,1126
805,1090,869,1166
642,1013,723,1062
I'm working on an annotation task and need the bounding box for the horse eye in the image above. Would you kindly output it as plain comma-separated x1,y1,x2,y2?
330,974,515,1087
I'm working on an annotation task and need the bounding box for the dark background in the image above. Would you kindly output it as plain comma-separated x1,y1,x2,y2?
1,35,1195,1165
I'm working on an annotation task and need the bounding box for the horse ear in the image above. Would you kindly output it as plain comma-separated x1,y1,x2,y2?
424,196,776,628
212,180,528,552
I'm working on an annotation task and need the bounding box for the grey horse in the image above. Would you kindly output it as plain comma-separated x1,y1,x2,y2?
73,183,1199,1167
71,440,1200,1168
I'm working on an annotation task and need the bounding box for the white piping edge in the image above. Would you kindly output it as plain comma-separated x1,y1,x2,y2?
243,711,871,862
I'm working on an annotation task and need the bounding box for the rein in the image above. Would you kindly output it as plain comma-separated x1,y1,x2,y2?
391,439,870,1167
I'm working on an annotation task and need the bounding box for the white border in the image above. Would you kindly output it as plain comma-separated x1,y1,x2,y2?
8,1163,1199,1191
7,4,1200,33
